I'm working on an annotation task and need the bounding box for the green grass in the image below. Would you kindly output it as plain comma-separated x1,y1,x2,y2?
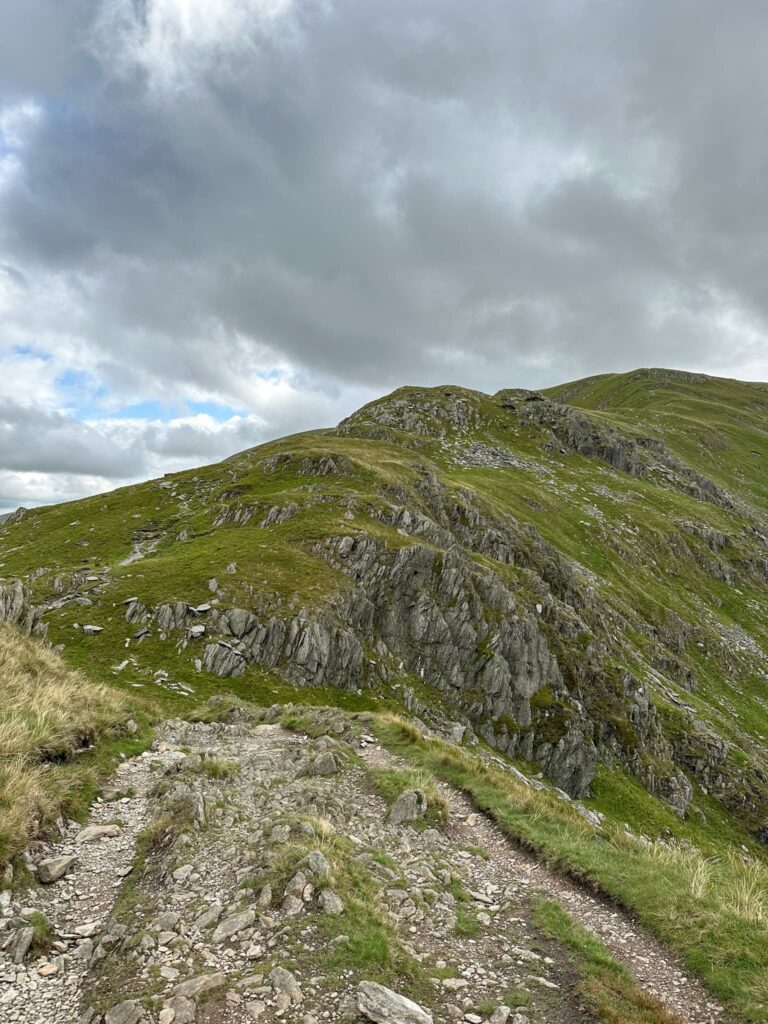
453,906,481,937
373,714,768,1022
25,910,54,954
368,765,449,827
532,899,679,1023
239,818,435,1003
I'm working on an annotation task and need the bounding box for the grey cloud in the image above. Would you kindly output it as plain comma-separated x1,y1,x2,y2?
1,0,768,505
0,401,145,477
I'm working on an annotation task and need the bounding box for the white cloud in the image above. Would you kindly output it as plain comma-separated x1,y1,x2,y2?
92,0,299,97
2,1,768,510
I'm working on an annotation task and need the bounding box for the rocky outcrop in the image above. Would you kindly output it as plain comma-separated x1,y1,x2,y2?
500,391,734,509
339,388,481,439
199,528,600,795
132,471,704,803
0,580,47,638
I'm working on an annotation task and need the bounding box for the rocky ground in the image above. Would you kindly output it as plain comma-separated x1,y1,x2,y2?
0,706,724,1024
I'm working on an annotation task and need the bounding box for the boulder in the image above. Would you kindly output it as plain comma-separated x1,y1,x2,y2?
357,981,432,1024
387,789,427,826
162,996,196,1023
310,752,338,776
9,925,34,964
489,1008,511,1024
150,911,181,933
193,903,223,930
37,854,77,883
173,973,227,1000
269,966,303,1005
212,909,255,943
305,850,331,879
104,1001,144,1024
319,889,344,914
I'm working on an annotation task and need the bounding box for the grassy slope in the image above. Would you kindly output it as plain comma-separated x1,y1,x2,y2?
375,714,768,1022
2,372,768,783
2,368,768,1014
0,623,143,864
546,367,768,508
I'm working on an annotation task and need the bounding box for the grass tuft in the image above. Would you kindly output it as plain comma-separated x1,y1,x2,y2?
0,623,137,866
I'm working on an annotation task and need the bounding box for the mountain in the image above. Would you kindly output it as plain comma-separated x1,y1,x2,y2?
3,368,768,1021
3,368,768,834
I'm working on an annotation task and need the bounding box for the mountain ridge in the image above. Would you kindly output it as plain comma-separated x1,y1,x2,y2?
2,368,768,835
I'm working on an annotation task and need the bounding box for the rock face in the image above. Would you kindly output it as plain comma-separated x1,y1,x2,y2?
200,483,603,795
129,450,705,805
0,580,46,637
357,981,433,1024
506,391,734,509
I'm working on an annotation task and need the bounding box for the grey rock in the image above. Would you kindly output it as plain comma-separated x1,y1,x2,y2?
269,966,303,1004
270,823,291,844
212,909,255,943
75,823,121,844
82,624,103,635
309,752,338,776
357,981,432,1024
387,789,427,826
285,870,309,897
489,1008,511,1024
104,1000,144,1024
162,995,196,1023
282,894,304,916
319,889,344,914
194,903,223,929
150,911,181,932
203,641,246,678
37,854,77,883
0,580,45,636
173,972,227,999
9,926,34,964
305,850,332,879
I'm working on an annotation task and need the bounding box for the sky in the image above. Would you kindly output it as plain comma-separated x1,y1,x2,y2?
2,0,768,512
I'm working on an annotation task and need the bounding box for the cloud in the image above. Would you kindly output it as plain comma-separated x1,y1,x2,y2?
1,1,768,507
0,399,144,476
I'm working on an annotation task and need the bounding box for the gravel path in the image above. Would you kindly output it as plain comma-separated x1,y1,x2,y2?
0,715,726,1024
0,745,180,1022
361,742,724,1024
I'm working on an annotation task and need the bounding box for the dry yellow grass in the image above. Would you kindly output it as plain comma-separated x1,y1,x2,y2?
0,623,128,864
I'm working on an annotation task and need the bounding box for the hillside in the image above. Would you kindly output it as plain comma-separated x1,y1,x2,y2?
3,368,768,1021
3,369,768,824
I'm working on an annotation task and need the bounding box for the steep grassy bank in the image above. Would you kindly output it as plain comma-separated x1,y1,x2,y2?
373,713,768,1022
0,623,144,864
